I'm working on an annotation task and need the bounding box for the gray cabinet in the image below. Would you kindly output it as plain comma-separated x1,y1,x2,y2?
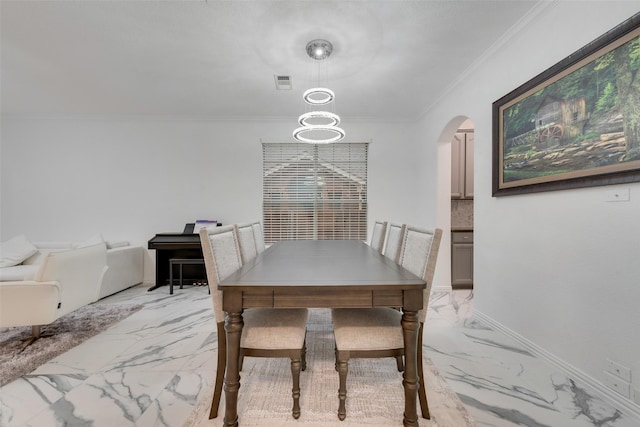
451,231,473,288
451,131,474,199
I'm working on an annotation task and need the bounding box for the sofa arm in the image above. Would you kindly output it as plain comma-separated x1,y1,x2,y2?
36,243,107,317
100,245,144,300
0,281,61,328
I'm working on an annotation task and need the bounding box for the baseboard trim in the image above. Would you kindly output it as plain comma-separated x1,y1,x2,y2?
474,310,640,423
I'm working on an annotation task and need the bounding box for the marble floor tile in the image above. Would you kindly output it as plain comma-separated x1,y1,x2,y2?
134,371,212,427
0,374,89,427
423,290,637,427
30,334,141,376
100,330,213,373
1,285,637,427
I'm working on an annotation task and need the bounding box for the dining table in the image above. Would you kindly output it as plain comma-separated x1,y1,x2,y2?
217,239,427,427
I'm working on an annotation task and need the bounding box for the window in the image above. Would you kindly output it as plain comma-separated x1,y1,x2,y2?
263,142,368,243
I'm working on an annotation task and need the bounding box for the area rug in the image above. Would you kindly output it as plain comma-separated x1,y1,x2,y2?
183,309,475,427
0,302,142,387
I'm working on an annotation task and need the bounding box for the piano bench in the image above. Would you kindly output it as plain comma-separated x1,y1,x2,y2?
169,258,206,295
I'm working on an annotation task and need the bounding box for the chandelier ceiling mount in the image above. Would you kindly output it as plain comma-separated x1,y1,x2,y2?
306,39,333,60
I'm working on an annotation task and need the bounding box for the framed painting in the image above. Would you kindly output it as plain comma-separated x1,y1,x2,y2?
493,13,640,196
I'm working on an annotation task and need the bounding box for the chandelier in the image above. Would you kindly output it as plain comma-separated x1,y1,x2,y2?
292,39,345,144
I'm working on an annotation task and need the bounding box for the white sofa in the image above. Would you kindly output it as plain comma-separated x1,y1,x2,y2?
0,236,144,300
98,241,145,300
0,243,108,337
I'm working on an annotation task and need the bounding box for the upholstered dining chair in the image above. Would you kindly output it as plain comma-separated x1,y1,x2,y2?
369,220,388,253
199,225,309,420
251,221,266,253
331,225,442,421
382,222,406,263
235,223,258,264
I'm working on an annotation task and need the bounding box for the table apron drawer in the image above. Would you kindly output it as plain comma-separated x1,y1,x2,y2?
373,291,404,307
242,290,274,308
274,289,372,308
240,289,410,309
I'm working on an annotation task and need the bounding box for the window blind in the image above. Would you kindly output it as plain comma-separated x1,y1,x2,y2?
262,142,368,243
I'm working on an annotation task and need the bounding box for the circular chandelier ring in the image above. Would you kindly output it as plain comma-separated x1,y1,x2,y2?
292,125,346,144
303,87,335,105
298,111,341,127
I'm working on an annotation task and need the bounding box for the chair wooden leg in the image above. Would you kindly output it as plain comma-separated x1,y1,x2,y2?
291,357,302,419
417,325,430,419
209,323,226,419
337,353,348,421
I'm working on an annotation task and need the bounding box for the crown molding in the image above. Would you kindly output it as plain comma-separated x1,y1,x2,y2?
415,0,558,121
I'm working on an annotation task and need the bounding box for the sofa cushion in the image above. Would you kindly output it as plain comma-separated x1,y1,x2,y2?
76,233,104,248
23,242,75,266
0,235,38,268
0,264,40,281
106,240,129,249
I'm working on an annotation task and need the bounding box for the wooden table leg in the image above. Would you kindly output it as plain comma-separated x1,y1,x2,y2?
223,311,243,427
401,310,420,427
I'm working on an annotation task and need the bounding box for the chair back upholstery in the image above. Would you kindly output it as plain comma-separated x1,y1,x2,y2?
397,225,442,323
252,221,266,253
199,225,243,323
369,220,387,253
236,223,258,264
383,223,406,263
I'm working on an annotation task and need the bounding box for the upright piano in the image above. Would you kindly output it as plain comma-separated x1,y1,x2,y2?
147,223,218,291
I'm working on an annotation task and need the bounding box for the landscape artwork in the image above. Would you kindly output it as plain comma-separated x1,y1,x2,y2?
493,14,640,196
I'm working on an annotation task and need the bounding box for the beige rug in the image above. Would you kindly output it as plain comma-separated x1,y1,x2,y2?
0,302,142,387
184,309,475,427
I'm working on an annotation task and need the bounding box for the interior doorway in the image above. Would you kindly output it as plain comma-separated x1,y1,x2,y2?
434,116,474,291
450,119,474,289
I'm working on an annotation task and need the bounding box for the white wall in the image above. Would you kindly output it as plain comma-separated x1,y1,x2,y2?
423,1,640,406
0,116,428,282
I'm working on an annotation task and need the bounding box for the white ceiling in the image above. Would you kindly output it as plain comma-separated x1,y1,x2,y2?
1,0,540,121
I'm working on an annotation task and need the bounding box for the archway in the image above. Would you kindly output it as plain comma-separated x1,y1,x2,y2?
434,116,474,291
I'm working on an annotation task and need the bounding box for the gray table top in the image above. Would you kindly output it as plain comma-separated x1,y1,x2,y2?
219,240,424,289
